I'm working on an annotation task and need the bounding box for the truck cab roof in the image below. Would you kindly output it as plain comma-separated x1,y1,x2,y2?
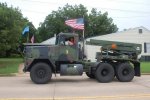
57,33,78,37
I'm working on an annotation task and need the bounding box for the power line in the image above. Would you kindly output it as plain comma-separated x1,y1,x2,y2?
21,7,150,16
23,0,150,6
20,5,150,15
21,8,150,19
3,0,150,15
113,0,150,6
21,9,48,14
112,16,150,19
97,7,150,14
21,0,150,14
22,0,65,5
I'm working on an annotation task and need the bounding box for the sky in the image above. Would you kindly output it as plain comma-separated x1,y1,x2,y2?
1,0,150,31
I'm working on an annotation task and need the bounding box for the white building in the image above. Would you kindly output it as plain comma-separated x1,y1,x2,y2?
42,37,56,45
85,26,150,61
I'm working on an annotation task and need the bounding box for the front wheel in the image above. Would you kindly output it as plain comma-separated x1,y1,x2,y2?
95,63,114,83
30,63,52,84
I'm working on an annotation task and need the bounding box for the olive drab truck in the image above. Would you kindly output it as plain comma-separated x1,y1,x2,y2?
23,33,142,84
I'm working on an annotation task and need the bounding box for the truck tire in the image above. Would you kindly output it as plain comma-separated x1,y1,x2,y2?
116,63,135,82
30,63,52,84
86,72,95,79
95,63,114,83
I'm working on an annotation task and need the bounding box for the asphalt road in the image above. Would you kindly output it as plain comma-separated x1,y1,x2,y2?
0,74,150,100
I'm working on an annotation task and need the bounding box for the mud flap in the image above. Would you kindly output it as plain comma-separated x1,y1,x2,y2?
133,62,141,76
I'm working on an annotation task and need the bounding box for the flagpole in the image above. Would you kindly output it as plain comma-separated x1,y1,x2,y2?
73,29,75,34
27,32,29,43
82,15,85,60
82,29,85,60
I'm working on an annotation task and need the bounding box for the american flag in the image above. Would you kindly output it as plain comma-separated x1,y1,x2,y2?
65,18,84,30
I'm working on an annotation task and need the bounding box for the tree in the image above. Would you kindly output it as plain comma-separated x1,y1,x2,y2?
0,3,34,57
87,8,118,37
37,4,118,42
37,4,88,41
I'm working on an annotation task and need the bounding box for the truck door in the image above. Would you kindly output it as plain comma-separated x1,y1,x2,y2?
56,34,79,62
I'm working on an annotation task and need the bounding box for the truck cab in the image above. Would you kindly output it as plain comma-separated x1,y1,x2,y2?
23,33,84,84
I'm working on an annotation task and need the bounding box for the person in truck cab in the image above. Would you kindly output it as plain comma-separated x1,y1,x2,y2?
66,37,75,45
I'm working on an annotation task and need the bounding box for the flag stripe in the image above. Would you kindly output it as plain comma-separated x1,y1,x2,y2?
31,35,34,43
65,18,84,30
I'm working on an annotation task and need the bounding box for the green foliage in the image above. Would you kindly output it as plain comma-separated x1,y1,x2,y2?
38,4,88,41
0,3,35,57
0,3,118,57
38,4,118,42
87,8,118,37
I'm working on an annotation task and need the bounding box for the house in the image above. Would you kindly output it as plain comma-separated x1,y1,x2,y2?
85,26,150,61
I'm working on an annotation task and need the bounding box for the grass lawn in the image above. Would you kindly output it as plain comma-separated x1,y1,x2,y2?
0,58,23,75
141,62,150,73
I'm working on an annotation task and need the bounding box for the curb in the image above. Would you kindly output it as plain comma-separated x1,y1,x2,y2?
141,73,150,75
0,73,17,77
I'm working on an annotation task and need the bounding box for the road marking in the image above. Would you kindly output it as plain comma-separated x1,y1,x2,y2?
1,94,150,100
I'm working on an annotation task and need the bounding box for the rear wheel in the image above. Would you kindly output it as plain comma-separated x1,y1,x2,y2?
86,72,95,79
95,63,114,83
116,63,134,82
30,63,52,84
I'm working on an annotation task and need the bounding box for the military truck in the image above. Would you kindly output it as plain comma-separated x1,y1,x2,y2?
23,33,141,84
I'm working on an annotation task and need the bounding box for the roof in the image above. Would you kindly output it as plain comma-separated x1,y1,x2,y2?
58,32,79,37
24,43,52,46
118,26,150,34
86,26,150,44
